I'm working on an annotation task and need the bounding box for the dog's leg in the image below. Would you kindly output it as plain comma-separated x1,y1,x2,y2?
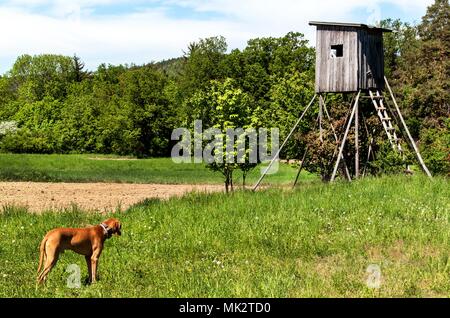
85,255,92,284
90,246,103,283
37,245,59,284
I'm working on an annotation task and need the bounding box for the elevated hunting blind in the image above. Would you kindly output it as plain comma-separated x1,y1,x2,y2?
252,21,432,191
309,21,391,93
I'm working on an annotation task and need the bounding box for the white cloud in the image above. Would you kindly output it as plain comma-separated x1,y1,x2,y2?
0,0,433,74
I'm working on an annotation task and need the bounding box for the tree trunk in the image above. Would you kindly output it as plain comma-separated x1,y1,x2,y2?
230,170,234,192
224,173,229,193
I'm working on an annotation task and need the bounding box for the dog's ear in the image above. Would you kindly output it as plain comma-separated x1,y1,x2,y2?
114,220,122,236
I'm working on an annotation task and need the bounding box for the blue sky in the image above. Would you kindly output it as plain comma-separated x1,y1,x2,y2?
0,0,434,74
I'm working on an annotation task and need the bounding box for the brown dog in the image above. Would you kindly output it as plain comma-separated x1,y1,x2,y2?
37,218,122,284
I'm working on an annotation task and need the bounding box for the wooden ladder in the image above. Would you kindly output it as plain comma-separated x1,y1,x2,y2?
368,90,403,153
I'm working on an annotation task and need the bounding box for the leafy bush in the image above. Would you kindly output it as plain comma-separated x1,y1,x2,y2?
369,141,413,175
0,127,57,154
420,119,450,175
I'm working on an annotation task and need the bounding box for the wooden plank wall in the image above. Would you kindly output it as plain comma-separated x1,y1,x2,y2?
357,29,385,90
315,26,385,93
315,26,358,93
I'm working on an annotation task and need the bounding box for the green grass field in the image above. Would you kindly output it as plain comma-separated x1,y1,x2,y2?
0,153,315,185
1,175,449,297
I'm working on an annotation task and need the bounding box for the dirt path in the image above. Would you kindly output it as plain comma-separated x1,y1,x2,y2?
0,182,223,213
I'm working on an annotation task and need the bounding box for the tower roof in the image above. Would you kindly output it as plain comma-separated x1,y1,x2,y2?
309,21,392,32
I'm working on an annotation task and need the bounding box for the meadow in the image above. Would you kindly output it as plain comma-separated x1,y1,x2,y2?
0,174,449,297
0,153,315,185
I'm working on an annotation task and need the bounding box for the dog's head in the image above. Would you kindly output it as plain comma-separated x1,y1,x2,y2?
102,218,122,236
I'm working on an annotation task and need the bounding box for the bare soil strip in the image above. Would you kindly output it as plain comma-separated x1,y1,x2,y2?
0,182,223,213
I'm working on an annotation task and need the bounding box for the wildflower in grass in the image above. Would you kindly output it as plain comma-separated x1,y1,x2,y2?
213,259,224,269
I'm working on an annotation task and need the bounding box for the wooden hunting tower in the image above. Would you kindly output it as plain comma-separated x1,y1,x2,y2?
252,21,432,191
309,21,391,93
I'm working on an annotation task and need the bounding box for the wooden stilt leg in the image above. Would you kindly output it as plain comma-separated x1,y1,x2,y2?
322,98,351,181
331,91,361,182
319,95,324,142
384,77,432,178
292,109,323,188
252,94,317,191
292,147,309,189
355,98,359,178
361,112,374,178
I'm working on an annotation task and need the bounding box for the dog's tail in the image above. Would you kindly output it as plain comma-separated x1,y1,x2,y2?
37,235,48,275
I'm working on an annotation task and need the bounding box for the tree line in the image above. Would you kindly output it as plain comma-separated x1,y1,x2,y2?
0,0,448,179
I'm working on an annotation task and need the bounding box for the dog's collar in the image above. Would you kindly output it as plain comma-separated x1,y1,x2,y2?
99,223,109,236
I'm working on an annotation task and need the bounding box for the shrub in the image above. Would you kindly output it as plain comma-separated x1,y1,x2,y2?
420,119,450,175
369,141,413,175
0,127,57,154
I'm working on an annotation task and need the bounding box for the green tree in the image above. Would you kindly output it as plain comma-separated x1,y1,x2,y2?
118,64,176,157
393,0,449,124
57,81,100,152
188,78,256,191
265,70,315,159
9,54,76,102
180,36,227,98
381,19,418,79
392,0,449,173
72,54,90,82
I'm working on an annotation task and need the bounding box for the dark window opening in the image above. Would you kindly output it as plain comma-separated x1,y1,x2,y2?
330,44,343,58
